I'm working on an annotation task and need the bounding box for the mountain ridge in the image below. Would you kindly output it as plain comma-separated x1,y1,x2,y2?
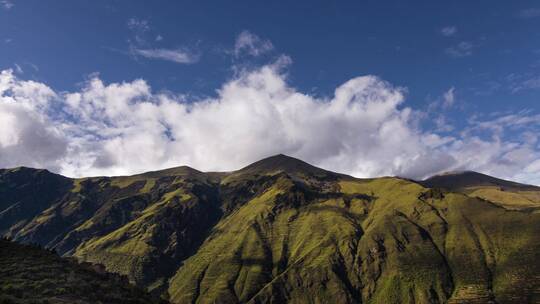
3,155,536,189
1,155,540,303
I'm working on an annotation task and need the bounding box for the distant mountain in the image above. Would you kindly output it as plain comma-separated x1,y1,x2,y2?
421,170,537,190
0,238,165,304
1,155,540,303
422,171,540,210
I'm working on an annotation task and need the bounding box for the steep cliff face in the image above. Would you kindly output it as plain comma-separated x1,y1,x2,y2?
1,155,540,303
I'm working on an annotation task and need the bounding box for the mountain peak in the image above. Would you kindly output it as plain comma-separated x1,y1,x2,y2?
236,154,328,175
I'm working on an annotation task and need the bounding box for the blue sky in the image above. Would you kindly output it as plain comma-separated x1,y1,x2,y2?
2,1,539,107
1,1,540,184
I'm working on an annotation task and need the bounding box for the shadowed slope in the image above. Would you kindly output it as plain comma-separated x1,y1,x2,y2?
0,167,72,236
0,238,165,304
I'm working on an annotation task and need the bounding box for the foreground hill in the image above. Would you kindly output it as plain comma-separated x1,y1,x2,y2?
1,155,540,303
0,238,165,304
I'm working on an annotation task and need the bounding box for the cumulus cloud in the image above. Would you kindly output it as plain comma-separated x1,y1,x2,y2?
234,30,274,57
0,70,68,171
440,26,457,37
1,61,540,185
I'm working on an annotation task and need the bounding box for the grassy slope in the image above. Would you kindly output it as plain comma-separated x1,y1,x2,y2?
1,156,540,303
421,171,540,210
167,175,540,303
0,238,164,304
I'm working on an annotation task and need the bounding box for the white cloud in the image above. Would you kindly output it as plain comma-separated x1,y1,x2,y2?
445,41,474,57
125,18,197,64
434,115,454,132
0,70,67,171
234,30,274,57
441,26,457,37
0,0,14,10
132,48,199,64
1,61,540,185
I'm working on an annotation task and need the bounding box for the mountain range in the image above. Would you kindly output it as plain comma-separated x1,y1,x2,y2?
1,154,539,303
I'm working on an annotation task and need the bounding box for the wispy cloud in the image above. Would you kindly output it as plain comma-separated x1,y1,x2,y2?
519,77,540,91
11,62,39,75
234,30,274,57
0,0,14,10
428,87,457,111
445,41,474,57
127,18,151,45
13,63,23,74
472,72,540,95
125,18,198,64
441,87,456,108
440,26,457,37
127,18,150,32
517,8,540,19
510,76,540,92
132,48,199,64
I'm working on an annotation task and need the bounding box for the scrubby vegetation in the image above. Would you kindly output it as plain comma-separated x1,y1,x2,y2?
0,237,166,304
1,155,540,303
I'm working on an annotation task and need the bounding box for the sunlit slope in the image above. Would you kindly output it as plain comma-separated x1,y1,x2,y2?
167,174,540,303
422,171,540,210
1,155,540,303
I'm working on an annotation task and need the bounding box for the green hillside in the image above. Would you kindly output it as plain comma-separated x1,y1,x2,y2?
421,171,540,210
1,155,540,303
0,238,165,304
